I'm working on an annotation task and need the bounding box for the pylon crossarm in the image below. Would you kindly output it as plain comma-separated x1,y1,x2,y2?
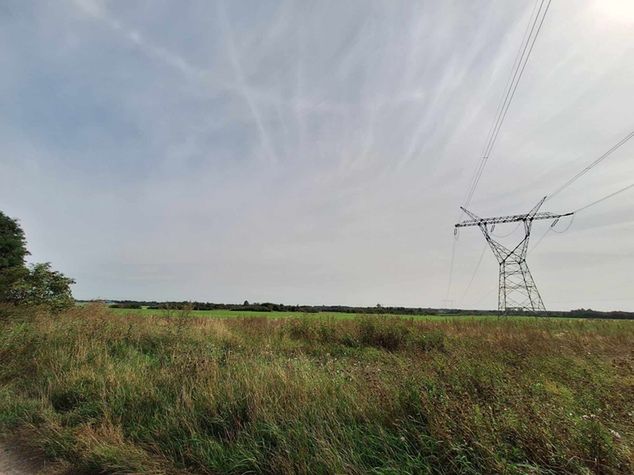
455,210,573,228
456,196,572,229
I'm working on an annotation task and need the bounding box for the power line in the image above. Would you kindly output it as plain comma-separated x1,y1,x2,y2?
445,235,458,302
477,0,549,171
530,226,552,253
574,183,634,213
481,0,541,160
460,220,521,305
547,129,634,200
460,243,487,302
459,220,521,304
550,213,575,233
449,0,551,306
492,221,521,238
531,183,633,252
530,131,634,253
527,131,634,254
462,0,551,210
462,0,541,207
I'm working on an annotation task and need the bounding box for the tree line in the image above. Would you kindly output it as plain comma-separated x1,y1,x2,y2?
101,300,634,320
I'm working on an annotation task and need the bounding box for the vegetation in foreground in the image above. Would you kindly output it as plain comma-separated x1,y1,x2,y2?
1,306,632,474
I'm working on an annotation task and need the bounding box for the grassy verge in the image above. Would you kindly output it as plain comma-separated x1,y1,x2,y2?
1,305,632,474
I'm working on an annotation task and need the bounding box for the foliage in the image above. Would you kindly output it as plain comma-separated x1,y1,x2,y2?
0,210,74,310
109,303,142,309
0,211,29,302
97,299,634,319
1,306,632,474
0,211,28,269
9,263,75,312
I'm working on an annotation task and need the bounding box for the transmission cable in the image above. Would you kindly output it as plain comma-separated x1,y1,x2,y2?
573,183,634,213
530,226,552,253
532,131,634,252
444,233,458,304
462,0,552,211
547,129,634,201
531,183,633,252
449,0,551,304
550,213,575,233
492,221,521,238
461,0,541,211
529,216,570,253
460,243,488,303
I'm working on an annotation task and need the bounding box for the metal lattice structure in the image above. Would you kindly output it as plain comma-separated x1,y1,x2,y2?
455,197,573,312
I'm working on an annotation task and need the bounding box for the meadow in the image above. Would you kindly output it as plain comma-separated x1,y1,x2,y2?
1,304,632,474
109,307,365,320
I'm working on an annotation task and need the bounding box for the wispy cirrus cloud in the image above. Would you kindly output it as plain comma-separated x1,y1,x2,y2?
1,0,633,310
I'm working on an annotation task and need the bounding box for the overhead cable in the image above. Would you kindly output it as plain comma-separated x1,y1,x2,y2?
531,183,633,252
460,243,488,303
547,129,634,200
450,0,551,306
574,183,634,213
462,0,552,211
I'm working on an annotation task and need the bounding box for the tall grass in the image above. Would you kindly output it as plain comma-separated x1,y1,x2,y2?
0,305,632,474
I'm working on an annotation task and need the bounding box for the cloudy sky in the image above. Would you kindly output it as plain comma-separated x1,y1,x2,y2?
1,0,633,310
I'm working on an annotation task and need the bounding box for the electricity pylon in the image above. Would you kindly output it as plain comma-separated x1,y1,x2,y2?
455,197,573,312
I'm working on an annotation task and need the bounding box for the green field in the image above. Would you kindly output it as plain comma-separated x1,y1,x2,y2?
111,306,576,322
108,307,485,321
109,307,366,320
1,305,633,473
109,306,615,323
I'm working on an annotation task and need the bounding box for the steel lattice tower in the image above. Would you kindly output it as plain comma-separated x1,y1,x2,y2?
455,197,573,312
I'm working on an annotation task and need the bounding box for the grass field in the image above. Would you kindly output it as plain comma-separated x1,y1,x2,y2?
1,304,633,474
109,307,368,320
108,307,491,321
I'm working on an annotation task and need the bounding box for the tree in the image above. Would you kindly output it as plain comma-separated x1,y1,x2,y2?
0,211,28,269
0,211,29,301
10,263,75,312
0,211,75,311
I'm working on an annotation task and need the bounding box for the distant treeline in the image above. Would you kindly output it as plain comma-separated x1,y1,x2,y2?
75,300,634,320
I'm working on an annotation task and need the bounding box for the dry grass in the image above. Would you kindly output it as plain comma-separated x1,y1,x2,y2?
1,304,633,474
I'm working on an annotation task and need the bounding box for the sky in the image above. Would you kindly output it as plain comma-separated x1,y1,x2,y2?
1,0,633,311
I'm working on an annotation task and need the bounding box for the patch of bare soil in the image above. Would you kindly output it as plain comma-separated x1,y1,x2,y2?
0,442,65,475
